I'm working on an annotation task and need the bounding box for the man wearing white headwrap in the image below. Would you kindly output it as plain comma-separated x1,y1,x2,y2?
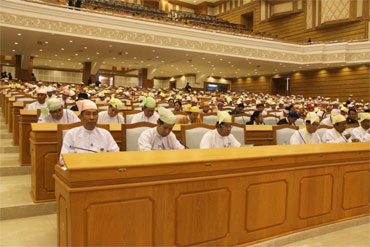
138,107,184,151
59,100,119,164
290,112,321,145
322,115,357,143
38,98,80,123
351,113,370,142
59,90,73,105
131,97,159,124
200,111,241,149
320,109,340,126
25,88,48,110
97,98,125,124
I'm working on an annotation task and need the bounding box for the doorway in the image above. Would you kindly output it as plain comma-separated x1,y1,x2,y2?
272,77,290,96
169,81,176,89
99,75,114,87
241,12,254,31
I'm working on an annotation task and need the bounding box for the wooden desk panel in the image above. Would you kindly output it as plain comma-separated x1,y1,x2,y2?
55,143,370,246
19,110,38,165
7,98,16,133
12,102,24,145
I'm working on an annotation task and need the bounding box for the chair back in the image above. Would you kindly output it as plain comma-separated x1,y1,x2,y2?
317,125,333,139
231,123,246,146
295,119,305,126
122,110,142,124
180,123,215,149
121,122,156,151
201,112,218,125
264,117,279,125
346,124,359,135
232,114,250,125
272,125,299,145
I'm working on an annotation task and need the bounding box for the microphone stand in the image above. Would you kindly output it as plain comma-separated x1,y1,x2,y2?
69,145,97,153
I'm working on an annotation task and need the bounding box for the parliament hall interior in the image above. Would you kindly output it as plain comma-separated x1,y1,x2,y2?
0,0,369,246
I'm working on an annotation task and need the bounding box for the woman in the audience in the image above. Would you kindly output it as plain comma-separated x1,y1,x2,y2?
322,115,358,143
97,98,125,124
59,100,119,164
246,111,265,125
290,112,321,144
351,113,370,142
173,100,183,112
38,98,80,124
200,111,240,149
138,107,184,151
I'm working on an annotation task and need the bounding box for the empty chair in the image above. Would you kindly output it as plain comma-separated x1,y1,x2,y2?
273,125,299,145
122,110,141,124
180,123,215,149
295,119,305,126
230,123,246,146
201,113,218,125
264,117,279,125
121,122,156,151
233,114,250,125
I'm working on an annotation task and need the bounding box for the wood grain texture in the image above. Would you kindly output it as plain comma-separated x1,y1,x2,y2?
55,144,370,246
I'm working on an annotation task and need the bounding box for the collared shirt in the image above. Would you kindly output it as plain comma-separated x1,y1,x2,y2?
60,126,119,164
322,129,352,143
177,116,202,125
351,127,370,142
320,117,333,126
98,111,125,124
38,109,80,123
131,111,159,124
138,127,184,151
59,98,73,105
290,128,321,145
25,102,47,110
346,118,359,125
200,129,241,149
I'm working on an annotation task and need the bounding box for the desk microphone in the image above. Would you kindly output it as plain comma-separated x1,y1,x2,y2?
293,123,306,144
177,138,189,149
69,145,97,153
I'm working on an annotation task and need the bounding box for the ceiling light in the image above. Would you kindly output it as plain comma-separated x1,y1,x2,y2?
12,49,15,52
17,33,22,36
84,47,88,49
69,40,73,43
44,41,48,44
74,53,78,56
48,60,52,62
228,62,231,64
125,52,128,54
161,60,164,63
87,57,90,60
133,57,137,59
155,56,159,59
109,45,113,48
67,58,71,61
219,59,223,61
61,48,64,50
54,54,58,56
152,50,156,52
39,49,43,52
113,57,116,60
14,42,18,45
202,57,205,60
96,52,100,55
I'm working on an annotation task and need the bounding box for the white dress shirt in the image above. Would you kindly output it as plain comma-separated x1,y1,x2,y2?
200,129,241,149
138,127,184,151
98,111,125,124
59,98,73,105
290,128,321,145
60,126,119,163
351,127,370,142
322,129,352,143
25,102,47,110
320,117,333,126
131,111,159,124
38,109,80,123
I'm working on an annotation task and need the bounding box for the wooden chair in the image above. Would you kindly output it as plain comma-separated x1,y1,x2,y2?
121,122,156,151
272,125,299,145
122,110,141,124
232,113,250,125
180,123,215,149
200,112,218,125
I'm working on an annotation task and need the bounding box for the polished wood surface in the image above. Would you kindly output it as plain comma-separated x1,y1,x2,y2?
12,102,26,145
55,143,370,246
19,109,39,165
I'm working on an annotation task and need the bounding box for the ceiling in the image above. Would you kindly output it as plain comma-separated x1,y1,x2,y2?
0,26,354,79
176,0,219,4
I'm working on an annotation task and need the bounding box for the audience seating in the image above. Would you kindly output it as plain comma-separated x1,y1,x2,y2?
273,125,299,145
180,123,215,149
121,122,156,151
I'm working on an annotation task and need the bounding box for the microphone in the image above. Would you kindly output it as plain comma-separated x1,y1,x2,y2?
69,145,97,153
293,122,306,144
177,138,189,149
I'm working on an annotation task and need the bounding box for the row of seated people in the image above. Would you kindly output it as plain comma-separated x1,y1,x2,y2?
36,0,276,39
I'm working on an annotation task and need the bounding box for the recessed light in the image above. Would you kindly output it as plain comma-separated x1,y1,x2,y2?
17,33,22,36
69,40,73,43
12,49,15,52
219,59,223,61
133,57,137,59
155,56,159,59
87,57,90,60
152,50,156,52
75,53,78,56
113,57,116,60
67,58,71,61
48,60,52,62
84,47,88,49
54,54,58,56
61,48,64,50
96,52,100,55
44,41,48,44
39,49,43,52
161,60,164,63
109,45,113,48
14,42,18,45
125,52,128,54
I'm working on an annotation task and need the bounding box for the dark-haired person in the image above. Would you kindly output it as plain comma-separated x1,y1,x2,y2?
290,112,321,144
173,100,183,112
59,100,119,163
351,113,370,142
138,107,184,151
25,88,47,110
177,106,201,124
346,108,359,125
69,92,89,111
277,111,300,125
246,111,265,125
229,103,244,115
97,98,125,124
200,111,240,149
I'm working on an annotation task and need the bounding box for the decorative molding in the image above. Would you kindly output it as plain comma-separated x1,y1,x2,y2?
0,0,369,65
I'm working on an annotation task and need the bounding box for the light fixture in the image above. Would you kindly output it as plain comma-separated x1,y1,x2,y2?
125,52,128,54
69,40,73,43
12,49,15,52
96,52,100,55
67,58,71,61
113,57,116,60
109,45,113,48
54,54,58,56
44,41,48,44
84,47,88,49
61,48,64,50
133,57,137,59
14,42,18,45
74,53,78,56
39,49,43,52
17,33,22,36
87,57,90,60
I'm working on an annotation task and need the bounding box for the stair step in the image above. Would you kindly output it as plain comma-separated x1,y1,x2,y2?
0,166,31,176
0,153,19,162
0,202,56,220
0,133,12,138
0,146,19,153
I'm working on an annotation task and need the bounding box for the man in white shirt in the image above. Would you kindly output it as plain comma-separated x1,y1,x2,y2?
131,96,159,124
322,115,358,143
138,107,184,151
25,88,47,110
38,98,80,123
290,112,321,144
59,90,73,106
59,100,119,163
320,109,340,126
351,113,370,142
98,98,125,124
200,111,241,149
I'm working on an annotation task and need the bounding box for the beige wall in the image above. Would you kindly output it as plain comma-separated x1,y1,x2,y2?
115,75,138,87
33,69,82,84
